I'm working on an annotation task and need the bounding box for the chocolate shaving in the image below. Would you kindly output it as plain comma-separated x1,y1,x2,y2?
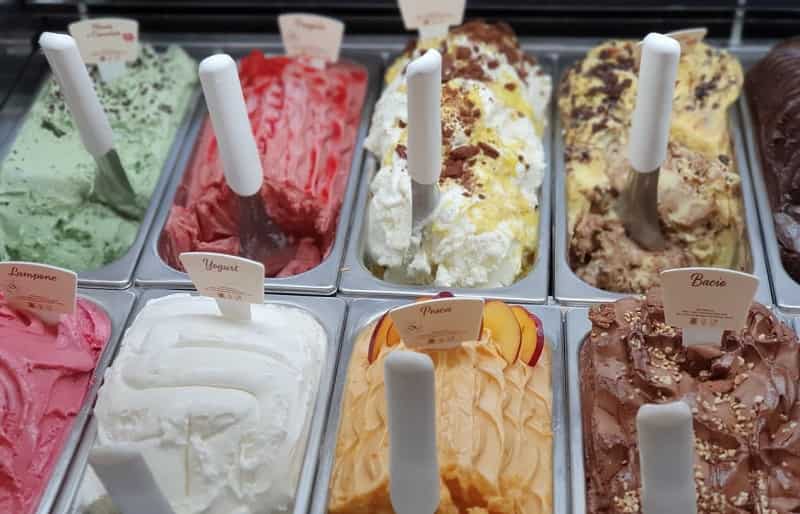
450,145,480,160
442,159,465,179
41,119,66,138
695,81,716,101
478,142,499,158
455,46,471,60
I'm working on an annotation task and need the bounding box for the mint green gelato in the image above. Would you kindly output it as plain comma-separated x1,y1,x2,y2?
0,44,197,271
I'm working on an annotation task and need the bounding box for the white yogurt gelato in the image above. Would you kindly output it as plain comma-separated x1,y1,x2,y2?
85,294,327,514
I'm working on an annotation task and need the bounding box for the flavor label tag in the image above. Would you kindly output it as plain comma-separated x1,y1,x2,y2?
278,14,344,64
666,27,708,50
661,267,759,346
0,262,77,322
68,18,140,64
180,252,264,305
635,27,707,65
390,297,483,350
397,0,465,38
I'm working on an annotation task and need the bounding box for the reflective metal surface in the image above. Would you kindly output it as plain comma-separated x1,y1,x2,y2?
93,148,145,220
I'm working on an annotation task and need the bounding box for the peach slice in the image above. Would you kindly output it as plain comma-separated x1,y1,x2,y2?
483,301,522,364
368,313,402,363
511,306,545,367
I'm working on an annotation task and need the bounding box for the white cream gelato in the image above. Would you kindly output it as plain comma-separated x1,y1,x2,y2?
364,22,550,288
366,78,548,287
86,294,327,514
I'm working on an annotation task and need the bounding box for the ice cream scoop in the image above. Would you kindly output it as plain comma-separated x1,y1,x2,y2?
636,402,697,514
618,33,680,251
406,49,442,230
198,54,295,274
39,32,143,220
385,351,440,514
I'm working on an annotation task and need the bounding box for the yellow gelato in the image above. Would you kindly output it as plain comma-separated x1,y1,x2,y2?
559,39,748,293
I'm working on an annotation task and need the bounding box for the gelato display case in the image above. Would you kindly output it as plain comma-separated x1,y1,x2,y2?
740,42,800,313
0,2,799,514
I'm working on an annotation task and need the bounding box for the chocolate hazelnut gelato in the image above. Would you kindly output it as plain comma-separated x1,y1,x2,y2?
580,291,800,513
745,38,800,283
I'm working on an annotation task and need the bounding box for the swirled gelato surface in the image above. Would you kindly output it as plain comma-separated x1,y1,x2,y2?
88,294,327,514
0,295,110,514
580,291,800,513
160,52,368,277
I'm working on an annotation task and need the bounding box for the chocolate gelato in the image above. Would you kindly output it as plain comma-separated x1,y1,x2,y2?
580,292,800,513
745,38,800,283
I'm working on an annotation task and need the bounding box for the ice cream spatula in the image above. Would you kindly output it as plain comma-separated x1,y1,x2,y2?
385,351,440,514
198,54,295,275
618,33,681,251
407,49,443,230
39,32,144,220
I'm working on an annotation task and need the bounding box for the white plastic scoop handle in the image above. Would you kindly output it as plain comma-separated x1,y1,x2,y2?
198,54,262,197
39,32,113,158
637,401,698,514
628,33,681,173
90,446,175,514
385,351,440,514
407,49,442,186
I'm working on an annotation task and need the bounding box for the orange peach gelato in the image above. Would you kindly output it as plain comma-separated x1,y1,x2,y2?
328,303,553,514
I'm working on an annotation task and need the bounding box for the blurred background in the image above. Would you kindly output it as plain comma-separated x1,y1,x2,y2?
0,0,798,40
